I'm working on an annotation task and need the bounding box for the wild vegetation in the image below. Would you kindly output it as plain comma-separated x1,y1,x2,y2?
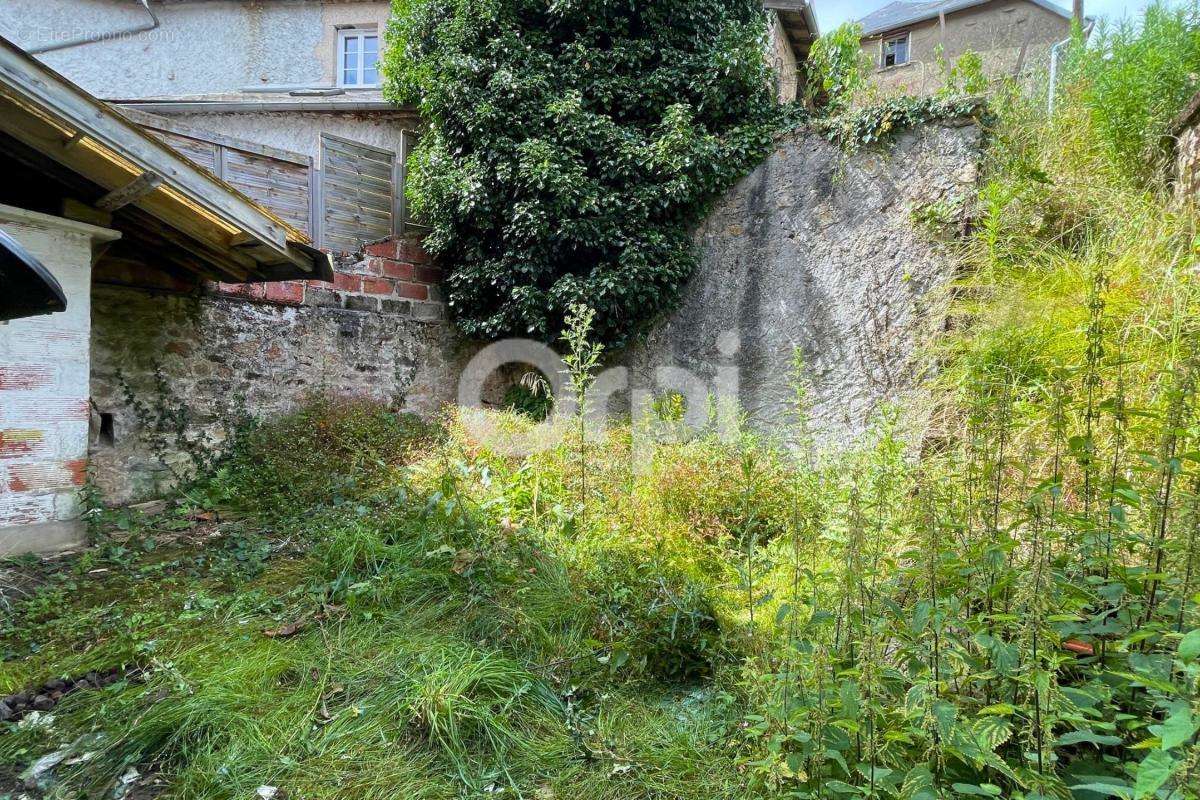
5,4,1200,799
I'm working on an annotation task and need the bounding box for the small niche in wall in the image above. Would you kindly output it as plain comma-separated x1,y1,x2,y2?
98,412,115,447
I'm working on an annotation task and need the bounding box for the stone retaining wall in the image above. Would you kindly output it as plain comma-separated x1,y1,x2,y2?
88,236,463,504
626,120,983,445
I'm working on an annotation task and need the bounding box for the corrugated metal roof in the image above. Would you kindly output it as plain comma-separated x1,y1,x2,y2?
857,0,1072,37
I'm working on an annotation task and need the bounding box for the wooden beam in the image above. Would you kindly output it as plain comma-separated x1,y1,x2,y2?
116,106,312,167
94,171,163,212
61,197,112,228
0,39,294,252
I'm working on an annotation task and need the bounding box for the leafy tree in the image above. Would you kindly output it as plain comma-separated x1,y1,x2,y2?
804,22,867,111
384,0,784,346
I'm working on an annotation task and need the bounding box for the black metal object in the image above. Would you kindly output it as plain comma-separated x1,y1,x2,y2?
0,227,67,321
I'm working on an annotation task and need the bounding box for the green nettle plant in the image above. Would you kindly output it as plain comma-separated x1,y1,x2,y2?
383,0,783,346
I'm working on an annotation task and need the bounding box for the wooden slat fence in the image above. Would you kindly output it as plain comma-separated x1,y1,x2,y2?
319,132,396,254
137,113,423,254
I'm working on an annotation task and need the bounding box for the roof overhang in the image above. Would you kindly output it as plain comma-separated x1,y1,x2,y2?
0,35,333,283
860,0,1072,37
765,1,820,61
110,99,411,115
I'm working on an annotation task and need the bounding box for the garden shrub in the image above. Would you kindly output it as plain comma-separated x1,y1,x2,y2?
214,395,436,515
804,22,868,111
384,0,784,346
1065,2,1200,184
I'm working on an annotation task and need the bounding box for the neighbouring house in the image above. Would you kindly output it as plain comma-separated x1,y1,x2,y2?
0,35,333,556
855,0,1074,96
765,1,820,102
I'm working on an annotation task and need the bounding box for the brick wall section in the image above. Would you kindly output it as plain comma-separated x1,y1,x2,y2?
212,236,445,315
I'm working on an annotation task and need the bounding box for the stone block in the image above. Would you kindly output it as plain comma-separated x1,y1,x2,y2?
344,294,381,313
380,298,413,316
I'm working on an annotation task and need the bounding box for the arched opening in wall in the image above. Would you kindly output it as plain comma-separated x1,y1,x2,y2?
499,366,554,422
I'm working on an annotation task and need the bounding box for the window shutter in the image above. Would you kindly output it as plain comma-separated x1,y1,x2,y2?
319,132,395,254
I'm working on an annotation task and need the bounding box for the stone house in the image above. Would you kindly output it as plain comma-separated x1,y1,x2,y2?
0,0,422,250
855,0,1074,96
765,1,820,102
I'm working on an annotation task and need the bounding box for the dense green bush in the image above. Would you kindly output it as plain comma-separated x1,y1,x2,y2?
212,395,436,515
804,22,867,110
384,0,784,346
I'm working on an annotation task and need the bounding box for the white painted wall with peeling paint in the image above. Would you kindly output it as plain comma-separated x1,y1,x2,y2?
0,209,119,556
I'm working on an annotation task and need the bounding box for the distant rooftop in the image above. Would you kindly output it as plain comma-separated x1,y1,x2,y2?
857,0,1071,37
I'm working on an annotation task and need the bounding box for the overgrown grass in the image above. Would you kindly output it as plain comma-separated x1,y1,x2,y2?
5,5,1200,799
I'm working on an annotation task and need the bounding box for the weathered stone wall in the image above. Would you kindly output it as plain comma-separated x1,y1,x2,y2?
768,11,800,104
89,238,462,504
86,121,982,504
625,120,982,445
1174,97,1200,203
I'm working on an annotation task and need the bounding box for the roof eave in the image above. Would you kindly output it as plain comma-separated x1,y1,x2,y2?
764,1,820,59
860,0,1073,37
0,35,328,283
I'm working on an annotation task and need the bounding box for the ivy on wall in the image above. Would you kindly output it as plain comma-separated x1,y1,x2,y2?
384,0,783,346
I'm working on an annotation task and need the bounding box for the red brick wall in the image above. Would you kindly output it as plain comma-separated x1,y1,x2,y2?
212,236,444,313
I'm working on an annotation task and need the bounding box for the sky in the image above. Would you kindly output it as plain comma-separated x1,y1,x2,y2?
812,0,1173,30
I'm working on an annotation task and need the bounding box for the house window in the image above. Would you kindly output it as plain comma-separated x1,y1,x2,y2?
882,33,910,68
338,28,380,88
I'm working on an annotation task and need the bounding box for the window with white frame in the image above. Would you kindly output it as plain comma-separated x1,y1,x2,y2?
881,33,910,68
337,28,380,88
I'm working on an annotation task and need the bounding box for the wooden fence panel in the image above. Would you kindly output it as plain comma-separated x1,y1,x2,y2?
222,149,312,235
320,133,395,254
149,130,218,175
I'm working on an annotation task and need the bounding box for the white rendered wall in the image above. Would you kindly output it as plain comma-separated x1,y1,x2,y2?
0,0,390,100
170,110,418,162
0,208,118,556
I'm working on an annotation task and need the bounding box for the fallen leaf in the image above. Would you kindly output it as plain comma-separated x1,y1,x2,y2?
1063,639,1095,656
263,619,308,639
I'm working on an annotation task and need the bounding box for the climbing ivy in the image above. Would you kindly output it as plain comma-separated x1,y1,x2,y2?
384,0,784,346
818,94,985,150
